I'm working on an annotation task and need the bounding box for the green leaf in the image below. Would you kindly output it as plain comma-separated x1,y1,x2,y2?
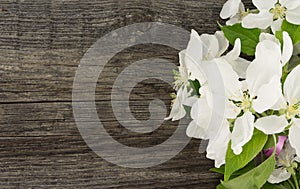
281,19,300,45
210,165,225,175
218,154,276,189
287,55,300,72
224,129,268,181
263,135,277,150
220,23,261,56
275,31,283,44
211,161,256,179
189,79,200,96
263,181,293,189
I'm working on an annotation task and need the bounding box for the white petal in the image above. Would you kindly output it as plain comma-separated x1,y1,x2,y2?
225,100,241,119
187,30,203,61
184,30,207,83
223,38,251,78
200,34,219,59
186,120,209,139
281,32,293,66
229,58,250,79
215,31,229,56
271,93,287,110
280,0,300,9
268,168,291,184
206,120,231,168
289,118,300,157
242,10,274,29
246,40,282,97
284,64,300,104
226,2,245,25
255,115,288,134
240,80,248,92
216,58,242,101
259,32,280,45
225,38,241,61
286,6,300,26
220,0,241,19
231,112,255,155
271,19,283,34
165,88,186,121
253,0,277,10
199,84,212,106
190,97,212,132
183,96,198,107
182,50,206,84
252,75,282,113
226,17,239,26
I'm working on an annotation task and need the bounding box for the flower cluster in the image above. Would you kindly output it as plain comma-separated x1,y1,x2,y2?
167,0,300,188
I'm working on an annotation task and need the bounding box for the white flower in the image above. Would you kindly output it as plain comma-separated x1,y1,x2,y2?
229,32,292,155
242,0,300,30
268,141,300,184
206,119,231,168
183,30,250,163
184,30,248,89
184,30,244,141
255,64,300,158
186,84,233,168
164,87,189,121
220,0,247,26
183,29,229,85
165,51,196,121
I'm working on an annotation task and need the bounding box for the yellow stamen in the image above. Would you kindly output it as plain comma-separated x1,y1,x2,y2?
270,4,286,20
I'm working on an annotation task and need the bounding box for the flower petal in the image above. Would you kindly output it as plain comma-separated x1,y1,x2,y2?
286,6,300,27
187,30,203,61
231,111,255,155
223,38,250,78
215,31,229,56
225,38,241,61
225,100,241,119
259,32,280,44
289,118,300,157
271,93,287,110
281,32,293,66
216,58,242,101
271,18,283,34
246,39,282,97
252,75,282,113
280,0,300,9
226,58,250,79
226,17,239,26
189,97,212,135
182,50,206,84
184,30,206,82
268,167,291,184
200,34,219,60
284,64,300,104
186,120,209,139
253,0,277,10
206,120,231,168
242,10,274,29
165,88,186,121
255,115,288,134
220,0,241,19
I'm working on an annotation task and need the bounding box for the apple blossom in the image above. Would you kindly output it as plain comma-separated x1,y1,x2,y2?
242,0,300,30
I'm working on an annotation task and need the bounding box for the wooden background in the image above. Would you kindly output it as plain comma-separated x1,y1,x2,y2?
0,0,251,188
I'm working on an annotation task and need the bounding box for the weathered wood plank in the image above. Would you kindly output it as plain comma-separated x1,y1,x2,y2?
0,0,254,188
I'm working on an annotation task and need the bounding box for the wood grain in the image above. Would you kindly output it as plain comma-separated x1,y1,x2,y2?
0,0,252,188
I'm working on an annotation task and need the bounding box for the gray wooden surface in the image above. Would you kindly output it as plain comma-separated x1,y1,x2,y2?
0,0,251,188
